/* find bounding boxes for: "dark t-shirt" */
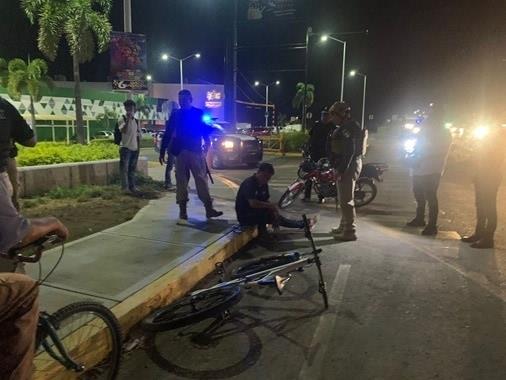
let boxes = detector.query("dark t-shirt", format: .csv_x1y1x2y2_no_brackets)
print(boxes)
0,97,33,172
309,121,335,162
329,119,363,173
235,175,270,220
161,107,212,155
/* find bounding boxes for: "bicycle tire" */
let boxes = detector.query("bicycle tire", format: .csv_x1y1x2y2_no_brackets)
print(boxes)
354,178,377,208
35,301,123,380
231,252,301,279
142,285,242,332
278,187,304,209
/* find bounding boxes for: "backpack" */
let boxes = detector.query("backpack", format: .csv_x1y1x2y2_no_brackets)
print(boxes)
113,117,124,145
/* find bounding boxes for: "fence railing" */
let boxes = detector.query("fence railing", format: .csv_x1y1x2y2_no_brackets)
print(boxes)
258,134,285,155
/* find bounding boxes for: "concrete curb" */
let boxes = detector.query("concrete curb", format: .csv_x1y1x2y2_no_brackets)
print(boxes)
33,225,257,379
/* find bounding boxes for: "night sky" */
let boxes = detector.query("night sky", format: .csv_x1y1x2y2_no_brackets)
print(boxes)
0,0,505,123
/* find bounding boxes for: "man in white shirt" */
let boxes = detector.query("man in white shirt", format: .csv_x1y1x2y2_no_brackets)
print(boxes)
118,100,142,194
406,107,452,235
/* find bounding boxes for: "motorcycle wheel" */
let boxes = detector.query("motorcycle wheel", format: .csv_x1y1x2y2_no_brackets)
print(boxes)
354,178,377,208
278,187,304,209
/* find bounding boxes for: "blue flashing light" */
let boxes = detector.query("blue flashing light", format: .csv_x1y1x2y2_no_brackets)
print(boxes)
202,114,212,124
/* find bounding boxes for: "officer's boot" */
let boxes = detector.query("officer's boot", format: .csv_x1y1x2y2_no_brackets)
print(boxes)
178,203,188,225
205,202,223,219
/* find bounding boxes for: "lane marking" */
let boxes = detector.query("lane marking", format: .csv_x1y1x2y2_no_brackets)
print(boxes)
298,264,351,380
215,174,239,190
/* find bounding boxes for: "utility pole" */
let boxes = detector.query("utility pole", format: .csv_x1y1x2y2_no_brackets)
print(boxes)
265,84,269,128
123,0,133,100
232,0,238,128
302,26,312,131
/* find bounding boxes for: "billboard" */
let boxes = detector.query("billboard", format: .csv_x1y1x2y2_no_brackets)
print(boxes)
246,0,297,20
110,32,148,91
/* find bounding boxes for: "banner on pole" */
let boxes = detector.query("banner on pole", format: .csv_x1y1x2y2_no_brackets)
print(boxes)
246,0,297,21
110,32,148,91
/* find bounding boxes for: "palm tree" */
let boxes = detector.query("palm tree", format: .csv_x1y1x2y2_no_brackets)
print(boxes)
292,82,315,122
6,58,53,134
22,0,113,144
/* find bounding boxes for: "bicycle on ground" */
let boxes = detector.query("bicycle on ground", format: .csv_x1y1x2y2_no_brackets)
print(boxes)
142,214,328,332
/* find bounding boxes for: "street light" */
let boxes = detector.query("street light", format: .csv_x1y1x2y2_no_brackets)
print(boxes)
160,52,201,90
146,74,153,81
255,80,280,128
319,33,347,102
349,69,367,130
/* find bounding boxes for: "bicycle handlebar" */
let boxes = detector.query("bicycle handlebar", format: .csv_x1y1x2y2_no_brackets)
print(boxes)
6,235,63,263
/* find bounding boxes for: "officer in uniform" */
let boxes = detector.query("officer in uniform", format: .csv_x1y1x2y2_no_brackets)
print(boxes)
462,125,506,249
328,102,365,241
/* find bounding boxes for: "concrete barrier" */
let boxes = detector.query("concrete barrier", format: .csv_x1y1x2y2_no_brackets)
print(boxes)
18,157,149,197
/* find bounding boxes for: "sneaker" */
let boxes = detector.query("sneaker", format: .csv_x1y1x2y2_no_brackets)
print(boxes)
470,239,494,249
331,226,343,235
336,231,357,241
421,225,438,236
206,209,224,219
406,218,426,227
178,206,189,225
461,234,481,243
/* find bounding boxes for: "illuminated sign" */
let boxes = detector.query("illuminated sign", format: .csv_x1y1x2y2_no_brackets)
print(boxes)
205,90,223,109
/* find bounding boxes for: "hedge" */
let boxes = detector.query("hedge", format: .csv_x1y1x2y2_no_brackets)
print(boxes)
282,131,308,153
17,141,119,166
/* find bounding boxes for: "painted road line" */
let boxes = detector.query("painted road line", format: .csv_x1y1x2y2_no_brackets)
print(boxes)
215,174,240,190
298,264,351,380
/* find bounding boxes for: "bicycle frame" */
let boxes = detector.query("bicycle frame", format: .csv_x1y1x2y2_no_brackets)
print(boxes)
191,215,329,309
38,313,85,372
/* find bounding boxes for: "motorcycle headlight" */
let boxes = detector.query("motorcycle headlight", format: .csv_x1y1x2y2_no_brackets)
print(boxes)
404,138,417,154
472,126,489,140
221,140,235,149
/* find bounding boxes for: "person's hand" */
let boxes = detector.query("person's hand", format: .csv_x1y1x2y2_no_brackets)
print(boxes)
159,155,166,165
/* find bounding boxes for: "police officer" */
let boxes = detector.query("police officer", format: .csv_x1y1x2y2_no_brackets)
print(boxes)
328,101,365,241
462,125,506,249
303,107,335,201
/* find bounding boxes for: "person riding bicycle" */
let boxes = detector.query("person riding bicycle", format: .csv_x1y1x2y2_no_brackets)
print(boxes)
235,163,316,242
0,96,69,380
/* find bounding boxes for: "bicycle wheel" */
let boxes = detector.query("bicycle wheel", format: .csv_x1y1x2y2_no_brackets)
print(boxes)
231,252,301,279
142,285,242,332
278,187,304,209
34,302,123,380
354,178,377,208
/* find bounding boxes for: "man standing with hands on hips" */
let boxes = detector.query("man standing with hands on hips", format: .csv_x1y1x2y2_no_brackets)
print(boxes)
328,102,366,241
160,90,222,224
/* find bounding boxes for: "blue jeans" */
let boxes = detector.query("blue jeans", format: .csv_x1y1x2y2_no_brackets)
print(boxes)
119,147,139,191
238,209,304,234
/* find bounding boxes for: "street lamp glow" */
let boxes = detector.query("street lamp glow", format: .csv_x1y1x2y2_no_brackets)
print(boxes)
146,74,152,81
320,34,329,42
161,53,169,61
254,81,260,86
195,53,201,59
349,70,357,77
275,80,281,85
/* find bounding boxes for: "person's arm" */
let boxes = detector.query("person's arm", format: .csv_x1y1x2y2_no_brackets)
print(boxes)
248,199,277,210
159,113,175,164
118,116,127,132
337,128,356,174
8,100,36,147
20,217,69,246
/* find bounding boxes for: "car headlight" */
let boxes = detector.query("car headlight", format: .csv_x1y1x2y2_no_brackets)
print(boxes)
412,127,421,134
472,126,490,140
404,123,414,130
404,138,417,154
222,140,235,149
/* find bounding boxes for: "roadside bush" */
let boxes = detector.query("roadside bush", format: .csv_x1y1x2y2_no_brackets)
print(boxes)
282,131,308,153
17,142,118,166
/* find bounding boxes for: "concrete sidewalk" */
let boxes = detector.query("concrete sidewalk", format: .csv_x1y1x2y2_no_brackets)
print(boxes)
28,187,253,314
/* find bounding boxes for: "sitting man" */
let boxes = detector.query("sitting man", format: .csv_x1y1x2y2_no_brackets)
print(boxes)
235,163,316,239
0,95,69,379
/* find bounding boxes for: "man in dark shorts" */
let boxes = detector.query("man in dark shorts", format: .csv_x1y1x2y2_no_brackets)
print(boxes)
235,163,316,239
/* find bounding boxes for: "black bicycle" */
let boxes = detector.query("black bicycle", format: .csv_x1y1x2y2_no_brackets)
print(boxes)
142,215,328,332
6,236,123,379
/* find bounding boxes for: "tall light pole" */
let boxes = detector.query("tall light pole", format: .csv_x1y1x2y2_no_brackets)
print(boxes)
123,0,132,32
320,34,347,102
255,80,280,128
302,26,312,131
161,52,201,90
350,70,367,129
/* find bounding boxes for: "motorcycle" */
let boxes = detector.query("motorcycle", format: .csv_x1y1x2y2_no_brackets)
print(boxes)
278,156,388,209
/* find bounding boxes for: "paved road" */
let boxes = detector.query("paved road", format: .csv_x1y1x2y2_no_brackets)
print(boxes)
123,131,506,380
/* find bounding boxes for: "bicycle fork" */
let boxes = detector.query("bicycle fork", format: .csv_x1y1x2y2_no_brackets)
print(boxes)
38,313,85,372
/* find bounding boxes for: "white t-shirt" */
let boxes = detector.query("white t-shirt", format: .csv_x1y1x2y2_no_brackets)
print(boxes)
119,117,141,151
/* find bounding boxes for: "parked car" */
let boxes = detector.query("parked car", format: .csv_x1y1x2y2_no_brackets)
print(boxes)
94,130,114,140
207,125,263,169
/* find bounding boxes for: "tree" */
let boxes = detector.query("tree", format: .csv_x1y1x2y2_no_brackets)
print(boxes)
134,94,152,124
6,58,53,133
0,58,8,88
292,82,315,122
22,0,113,144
